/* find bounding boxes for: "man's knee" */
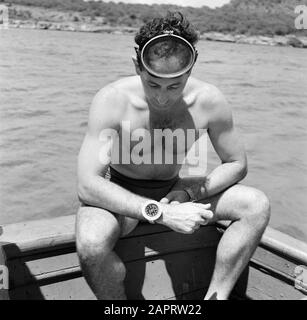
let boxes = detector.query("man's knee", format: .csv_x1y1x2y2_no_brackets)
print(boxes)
76,205,121,262
106,252,127,283
239,187,271,230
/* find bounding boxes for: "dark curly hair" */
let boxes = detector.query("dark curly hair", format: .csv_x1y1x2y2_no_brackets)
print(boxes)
135,12,199,50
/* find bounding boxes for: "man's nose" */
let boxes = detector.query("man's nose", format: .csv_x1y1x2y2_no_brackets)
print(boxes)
156,92,168,105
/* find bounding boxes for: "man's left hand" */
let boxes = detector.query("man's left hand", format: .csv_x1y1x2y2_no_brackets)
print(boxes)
160,190,190,205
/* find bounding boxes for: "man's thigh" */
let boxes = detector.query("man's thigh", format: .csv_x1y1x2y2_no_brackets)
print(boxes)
115,213,139,238
77,203,139,242
197,184,265,224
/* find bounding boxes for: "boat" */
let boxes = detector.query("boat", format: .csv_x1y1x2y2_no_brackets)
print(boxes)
0,215,307,300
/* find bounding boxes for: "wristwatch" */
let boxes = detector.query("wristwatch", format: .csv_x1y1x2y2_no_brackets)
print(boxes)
141,201,163,224
184,187,197,202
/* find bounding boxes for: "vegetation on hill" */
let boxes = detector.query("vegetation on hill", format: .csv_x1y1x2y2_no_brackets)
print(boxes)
1,0,306,36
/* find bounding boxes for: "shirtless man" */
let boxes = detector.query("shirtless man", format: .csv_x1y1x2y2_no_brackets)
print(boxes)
76,12,270,300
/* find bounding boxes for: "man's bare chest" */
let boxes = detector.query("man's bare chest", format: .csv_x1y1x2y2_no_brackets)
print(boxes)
115,113,205,165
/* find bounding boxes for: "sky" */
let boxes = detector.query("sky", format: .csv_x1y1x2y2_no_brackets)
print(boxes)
96,0,231,8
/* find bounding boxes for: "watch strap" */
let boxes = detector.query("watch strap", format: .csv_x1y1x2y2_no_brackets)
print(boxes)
184,187,197,202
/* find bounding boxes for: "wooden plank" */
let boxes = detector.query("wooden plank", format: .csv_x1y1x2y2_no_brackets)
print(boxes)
252,245,299,282
23,252,80,280
249,253,303,299
40,277,96,300
9,277,96,300
0,216,76,256
246,267,304,300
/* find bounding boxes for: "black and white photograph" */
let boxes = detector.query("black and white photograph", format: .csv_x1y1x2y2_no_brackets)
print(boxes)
0,0,306,305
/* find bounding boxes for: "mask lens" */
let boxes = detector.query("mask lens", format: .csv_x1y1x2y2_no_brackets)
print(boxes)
141,35,195,78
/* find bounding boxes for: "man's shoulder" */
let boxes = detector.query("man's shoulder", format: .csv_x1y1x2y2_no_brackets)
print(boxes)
188,78,225,106
88,76,143,131
94,76,140,102
188,78,231,124
92,77,141,110
109,75,142,90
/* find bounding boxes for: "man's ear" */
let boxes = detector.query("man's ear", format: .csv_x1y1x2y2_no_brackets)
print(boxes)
132,56,141,75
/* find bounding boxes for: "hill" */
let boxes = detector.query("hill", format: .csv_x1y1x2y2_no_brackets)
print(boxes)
1,0,306,39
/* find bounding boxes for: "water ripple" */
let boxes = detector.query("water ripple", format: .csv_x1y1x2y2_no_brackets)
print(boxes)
0,159,33,168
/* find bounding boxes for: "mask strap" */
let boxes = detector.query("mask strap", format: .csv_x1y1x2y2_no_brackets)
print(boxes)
163,30,174,35
195,50,199,64
134,47,142,67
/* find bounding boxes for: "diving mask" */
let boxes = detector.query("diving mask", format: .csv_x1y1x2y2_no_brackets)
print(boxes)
136,32,198,79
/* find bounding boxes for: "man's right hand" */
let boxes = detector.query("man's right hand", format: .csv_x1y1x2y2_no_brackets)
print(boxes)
158,202,214,234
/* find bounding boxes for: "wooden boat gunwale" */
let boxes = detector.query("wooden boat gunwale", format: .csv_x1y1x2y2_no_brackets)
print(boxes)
1,215,307,300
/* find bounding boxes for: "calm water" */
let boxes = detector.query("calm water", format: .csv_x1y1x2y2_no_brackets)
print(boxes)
0,29,306,241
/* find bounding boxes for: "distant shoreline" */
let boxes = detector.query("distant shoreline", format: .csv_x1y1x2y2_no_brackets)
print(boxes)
0,0,307,48
6,20,307,49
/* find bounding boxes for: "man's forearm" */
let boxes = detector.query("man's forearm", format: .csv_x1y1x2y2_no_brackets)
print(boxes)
78,176,150,221
175,161,247,200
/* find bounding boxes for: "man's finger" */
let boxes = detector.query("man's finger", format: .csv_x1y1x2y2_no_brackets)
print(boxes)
199,219,209,226
160,191,177,204
200,210,214,220
192,203,211,209
160,197,170,204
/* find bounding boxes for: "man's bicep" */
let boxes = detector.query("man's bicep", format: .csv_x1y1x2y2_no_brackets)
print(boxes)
208,104,246,165
78,87,122,182
78,133,110,183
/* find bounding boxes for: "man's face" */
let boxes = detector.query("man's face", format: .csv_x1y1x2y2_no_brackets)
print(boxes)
135,36,194,111
140,69,190,111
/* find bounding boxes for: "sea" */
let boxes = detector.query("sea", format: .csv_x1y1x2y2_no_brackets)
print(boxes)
0,29,306,242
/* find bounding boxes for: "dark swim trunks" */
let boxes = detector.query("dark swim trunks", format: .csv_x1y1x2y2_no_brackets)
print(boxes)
108,166,179,202
106,166,180,236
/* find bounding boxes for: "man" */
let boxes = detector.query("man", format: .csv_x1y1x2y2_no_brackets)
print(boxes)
76,12,270,300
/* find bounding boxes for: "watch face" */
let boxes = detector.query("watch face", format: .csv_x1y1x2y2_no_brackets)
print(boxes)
145,203,159,218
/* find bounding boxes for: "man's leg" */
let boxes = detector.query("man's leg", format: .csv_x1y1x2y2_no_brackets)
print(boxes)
201,184,270,300
76,204,139,300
